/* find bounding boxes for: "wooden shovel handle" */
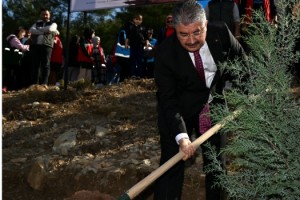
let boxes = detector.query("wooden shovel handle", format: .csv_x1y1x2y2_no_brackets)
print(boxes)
118,109,242,200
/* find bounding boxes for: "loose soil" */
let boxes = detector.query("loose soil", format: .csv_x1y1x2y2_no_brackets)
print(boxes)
3,79,300,200
2,79,206,200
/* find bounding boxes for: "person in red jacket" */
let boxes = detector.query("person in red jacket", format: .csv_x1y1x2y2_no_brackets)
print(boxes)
77,27,95,81
236,0,277,52
49,33,63,85
92,36,106,87
238,0,278,32
157,14,175,45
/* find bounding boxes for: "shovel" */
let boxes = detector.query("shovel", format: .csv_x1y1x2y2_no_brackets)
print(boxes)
117,109,242,200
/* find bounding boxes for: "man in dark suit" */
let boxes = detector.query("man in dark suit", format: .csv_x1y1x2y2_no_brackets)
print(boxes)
153,1,245,200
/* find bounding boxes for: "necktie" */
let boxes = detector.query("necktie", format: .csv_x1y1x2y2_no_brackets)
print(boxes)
194,51,211,134
193,51,205,82
199,103,211,134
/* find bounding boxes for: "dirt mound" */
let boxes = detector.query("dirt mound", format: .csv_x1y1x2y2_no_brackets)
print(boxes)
2,79,204,200
65,190,115,200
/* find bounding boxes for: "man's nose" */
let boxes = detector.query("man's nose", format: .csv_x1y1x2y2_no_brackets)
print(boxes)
186,35,196,43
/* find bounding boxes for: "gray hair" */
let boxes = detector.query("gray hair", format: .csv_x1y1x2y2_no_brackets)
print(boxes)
92,36,100,46
172,0,206,26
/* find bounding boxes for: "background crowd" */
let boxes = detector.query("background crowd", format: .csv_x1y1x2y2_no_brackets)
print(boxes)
2,0,299,92
2,9,162,92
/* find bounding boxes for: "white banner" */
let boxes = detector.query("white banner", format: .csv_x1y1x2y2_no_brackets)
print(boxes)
70,0,181,12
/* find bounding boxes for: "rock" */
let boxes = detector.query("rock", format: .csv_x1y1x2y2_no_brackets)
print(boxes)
95,126,108,138
64,190,116,200
34,133,41,139
40,102,50,108
143,159,151,166
108,112,117,119
81,167,98,174
26,84,48,92
32,102,40,108
10,157,27,163
27,159,47,190
130,159,140,165
53,129,78,155
17,120,32,127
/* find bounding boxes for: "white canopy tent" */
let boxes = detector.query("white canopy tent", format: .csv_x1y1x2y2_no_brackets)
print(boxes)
70,0,209,12
70,0,182,12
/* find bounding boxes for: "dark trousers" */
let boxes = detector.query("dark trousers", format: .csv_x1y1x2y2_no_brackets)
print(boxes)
118,57,130,82
30,45,52,85
142,60,155,79
20,52,32,89
129,46,144,78
92,65,107,85
154,113,225,200
49,62,63,85
107,63,121,85
2,64,19,91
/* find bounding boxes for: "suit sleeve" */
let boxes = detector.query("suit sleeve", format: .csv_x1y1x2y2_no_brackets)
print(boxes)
154,45,188,139
207,22,247,101
216,22,245,59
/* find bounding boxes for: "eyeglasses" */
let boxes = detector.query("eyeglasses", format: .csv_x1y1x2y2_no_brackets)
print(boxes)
177,27,206,40
166,20,172,24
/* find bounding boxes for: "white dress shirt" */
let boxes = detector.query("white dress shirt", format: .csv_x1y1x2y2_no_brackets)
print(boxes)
175,42,216,144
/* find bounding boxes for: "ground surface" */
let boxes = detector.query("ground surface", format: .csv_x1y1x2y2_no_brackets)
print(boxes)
2,79,206,200
3,79,300,200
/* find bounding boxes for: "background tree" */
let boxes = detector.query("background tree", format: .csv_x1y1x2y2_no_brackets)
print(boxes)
2,0,174,55
2,0,68,37
206,0,300,199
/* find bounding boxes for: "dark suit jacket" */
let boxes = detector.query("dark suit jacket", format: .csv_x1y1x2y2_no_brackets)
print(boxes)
154,22,245,139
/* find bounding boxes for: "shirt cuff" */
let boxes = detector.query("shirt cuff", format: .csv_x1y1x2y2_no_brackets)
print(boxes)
175,133,189,145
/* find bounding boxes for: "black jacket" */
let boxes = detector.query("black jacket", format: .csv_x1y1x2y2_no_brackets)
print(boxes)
154,22,245,138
